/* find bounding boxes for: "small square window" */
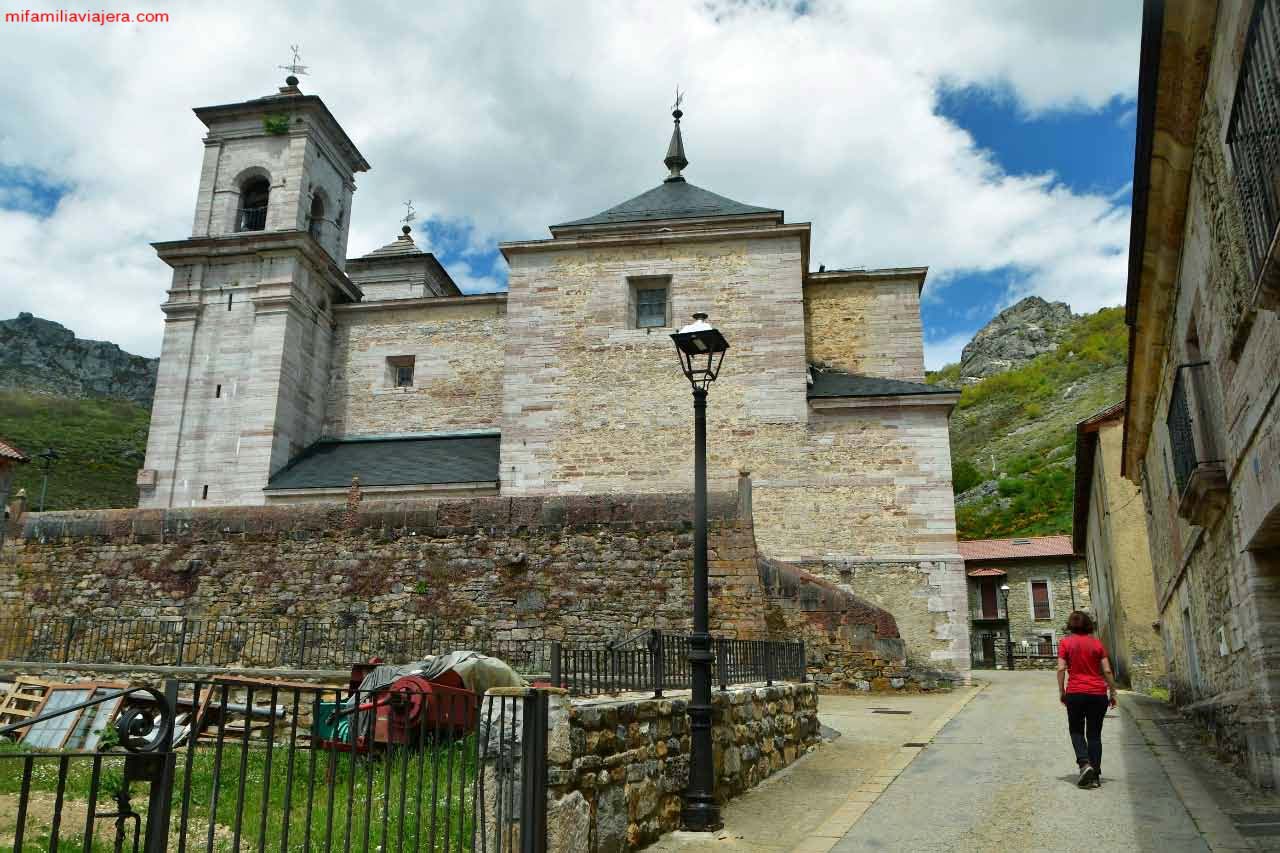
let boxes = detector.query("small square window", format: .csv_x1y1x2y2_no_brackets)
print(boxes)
636,288,667,328
628,276,671,329
387,356,415,388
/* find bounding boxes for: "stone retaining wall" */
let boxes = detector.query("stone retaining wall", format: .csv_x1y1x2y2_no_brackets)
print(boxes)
545,683,820,851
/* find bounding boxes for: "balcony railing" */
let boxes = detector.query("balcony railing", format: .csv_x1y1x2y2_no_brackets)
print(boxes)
970,606,1007,621
1227,0,1280,279
1167,362,1229,522
236,206,267,232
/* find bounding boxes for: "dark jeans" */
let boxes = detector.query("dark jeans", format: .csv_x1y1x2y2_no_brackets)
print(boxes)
1065,693,1109,773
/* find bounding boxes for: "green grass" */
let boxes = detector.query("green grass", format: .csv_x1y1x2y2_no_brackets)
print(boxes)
0,389,149,511
930,306,1128,540
0,738,477,852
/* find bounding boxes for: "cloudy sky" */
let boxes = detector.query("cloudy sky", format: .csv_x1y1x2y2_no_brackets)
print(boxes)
0,0,1139,369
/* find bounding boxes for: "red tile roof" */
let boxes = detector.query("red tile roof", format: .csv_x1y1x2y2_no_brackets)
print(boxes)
966,566,1008,577
0,438,29,463
959,535,1077,562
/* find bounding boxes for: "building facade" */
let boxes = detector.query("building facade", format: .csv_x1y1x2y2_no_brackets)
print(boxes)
1074,403,1166,691
135,79,968,674
960,536,1090,669
1124,0,1280,787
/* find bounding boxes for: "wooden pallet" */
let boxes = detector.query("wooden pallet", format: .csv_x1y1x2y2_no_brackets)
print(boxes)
0,678,49,728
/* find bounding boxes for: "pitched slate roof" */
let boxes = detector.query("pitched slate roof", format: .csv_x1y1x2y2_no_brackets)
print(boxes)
958,535,1077,562
552,180,780,230
807,370,959,399
0,438,29,463
265,434,499,491
358,229,427,259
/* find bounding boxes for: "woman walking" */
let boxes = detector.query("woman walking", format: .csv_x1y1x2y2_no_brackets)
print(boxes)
1057,610,1119,788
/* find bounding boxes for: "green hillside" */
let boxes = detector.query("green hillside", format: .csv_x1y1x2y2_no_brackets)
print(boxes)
929,306,1128,540
0,390,149,511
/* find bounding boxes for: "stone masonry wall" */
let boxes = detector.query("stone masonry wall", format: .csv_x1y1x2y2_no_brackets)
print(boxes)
324,296,506,438
545,683,820,851
501,237,965,672
3,494,763,647
803,273,926,382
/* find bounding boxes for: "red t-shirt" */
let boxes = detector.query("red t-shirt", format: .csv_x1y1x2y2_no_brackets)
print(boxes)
1058,633,1109,695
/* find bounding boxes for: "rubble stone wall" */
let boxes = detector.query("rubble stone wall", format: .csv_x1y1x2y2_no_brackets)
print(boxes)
545,683,820,852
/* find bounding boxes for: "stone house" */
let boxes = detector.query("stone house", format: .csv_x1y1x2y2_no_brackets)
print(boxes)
960,536,1089,669
0,438,28,545
1074,403,1166,691
1123,0,1280,787
133,77,967,674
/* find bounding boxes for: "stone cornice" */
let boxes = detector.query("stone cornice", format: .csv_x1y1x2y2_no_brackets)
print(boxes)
804,266,929,294
334,293,507,315
500,222,812,273
807,392,959,411
152,230,362,305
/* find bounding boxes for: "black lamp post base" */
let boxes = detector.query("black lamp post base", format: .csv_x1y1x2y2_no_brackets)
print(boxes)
681,797,722,832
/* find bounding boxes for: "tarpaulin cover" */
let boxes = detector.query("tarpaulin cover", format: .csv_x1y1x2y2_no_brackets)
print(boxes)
346,651,526,741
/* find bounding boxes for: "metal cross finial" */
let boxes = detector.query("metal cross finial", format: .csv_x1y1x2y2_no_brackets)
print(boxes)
279,44,309,77
672,86,684,114
401,200,416,226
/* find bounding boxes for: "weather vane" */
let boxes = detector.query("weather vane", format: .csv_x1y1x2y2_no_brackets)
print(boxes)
672,86,684,113
401,200,416,227
279,44,309,78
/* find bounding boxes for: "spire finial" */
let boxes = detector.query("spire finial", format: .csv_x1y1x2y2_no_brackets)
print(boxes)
400,200,416,237
664,87,688,183
278,44,308,88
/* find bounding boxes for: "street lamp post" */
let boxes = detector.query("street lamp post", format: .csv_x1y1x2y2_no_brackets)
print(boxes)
1000,583,1014,671
670,312,729,833
36,448,59,513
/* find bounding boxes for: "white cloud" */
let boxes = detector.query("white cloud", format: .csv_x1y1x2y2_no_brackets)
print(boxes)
0,0,1139,357
924,329,979,372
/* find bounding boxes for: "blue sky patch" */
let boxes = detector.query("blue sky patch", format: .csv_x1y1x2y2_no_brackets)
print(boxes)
0,165,69,217
417,215,507,293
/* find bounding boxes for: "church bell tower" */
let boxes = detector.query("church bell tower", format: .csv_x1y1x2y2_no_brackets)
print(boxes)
137,74,370,507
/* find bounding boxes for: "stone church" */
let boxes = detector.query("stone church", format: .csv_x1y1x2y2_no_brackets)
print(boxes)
135,78,967,671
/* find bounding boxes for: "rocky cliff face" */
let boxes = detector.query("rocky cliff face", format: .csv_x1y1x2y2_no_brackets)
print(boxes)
0,313,158,407
958,296,1075,380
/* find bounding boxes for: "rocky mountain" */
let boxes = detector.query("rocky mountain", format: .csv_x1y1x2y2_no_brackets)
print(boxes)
930,302,1128,540
0,313,158,408
958,296,1075,381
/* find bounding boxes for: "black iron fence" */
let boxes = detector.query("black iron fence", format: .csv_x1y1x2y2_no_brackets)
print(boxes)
0,677,551,852
235,205,267,232
1227,0,1280,278
550,630,805,697
0,616,549,674
0,618,805,698
970,635,1059,669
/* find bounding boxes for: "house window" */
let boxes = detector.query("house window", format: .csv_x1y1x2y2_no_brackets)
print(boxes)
237,177,270,232
387,355,415,388
1030,580,1051,621
201,485,208,500
215,384,221,399
628,276,671,329
1226,0,1280,277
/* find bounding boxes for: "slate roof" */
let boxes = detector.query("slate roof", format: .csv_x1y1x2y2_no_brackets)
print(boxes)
358,231,426,260
958,536,1077,562
807,370,959,399
0,438,29,463
553,180,780,230
265,434,499,491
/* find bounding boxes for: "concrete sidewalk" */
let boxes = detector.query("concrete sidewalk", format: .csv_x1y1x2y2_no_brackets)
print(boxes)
650,685,982,852
653,671,1276,852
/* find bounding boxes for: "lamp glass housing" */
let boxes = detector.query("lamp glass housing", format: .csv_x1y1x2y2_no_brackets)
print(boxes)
670,314,729,390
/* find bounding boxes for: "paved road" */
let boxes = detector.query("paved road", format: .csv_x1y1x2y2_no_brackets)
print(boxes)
833,670,1230,853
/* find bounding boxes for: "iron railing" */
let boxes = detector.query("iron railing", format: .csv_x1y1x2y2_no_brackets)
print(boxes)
0,618,806,698
236,206,267,231
0,677,552,852
970,636,1058,668
0,616,549,673
549,630,805,697
1227,0,1280,277
969,605,1008,621
1166,362,1222,498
